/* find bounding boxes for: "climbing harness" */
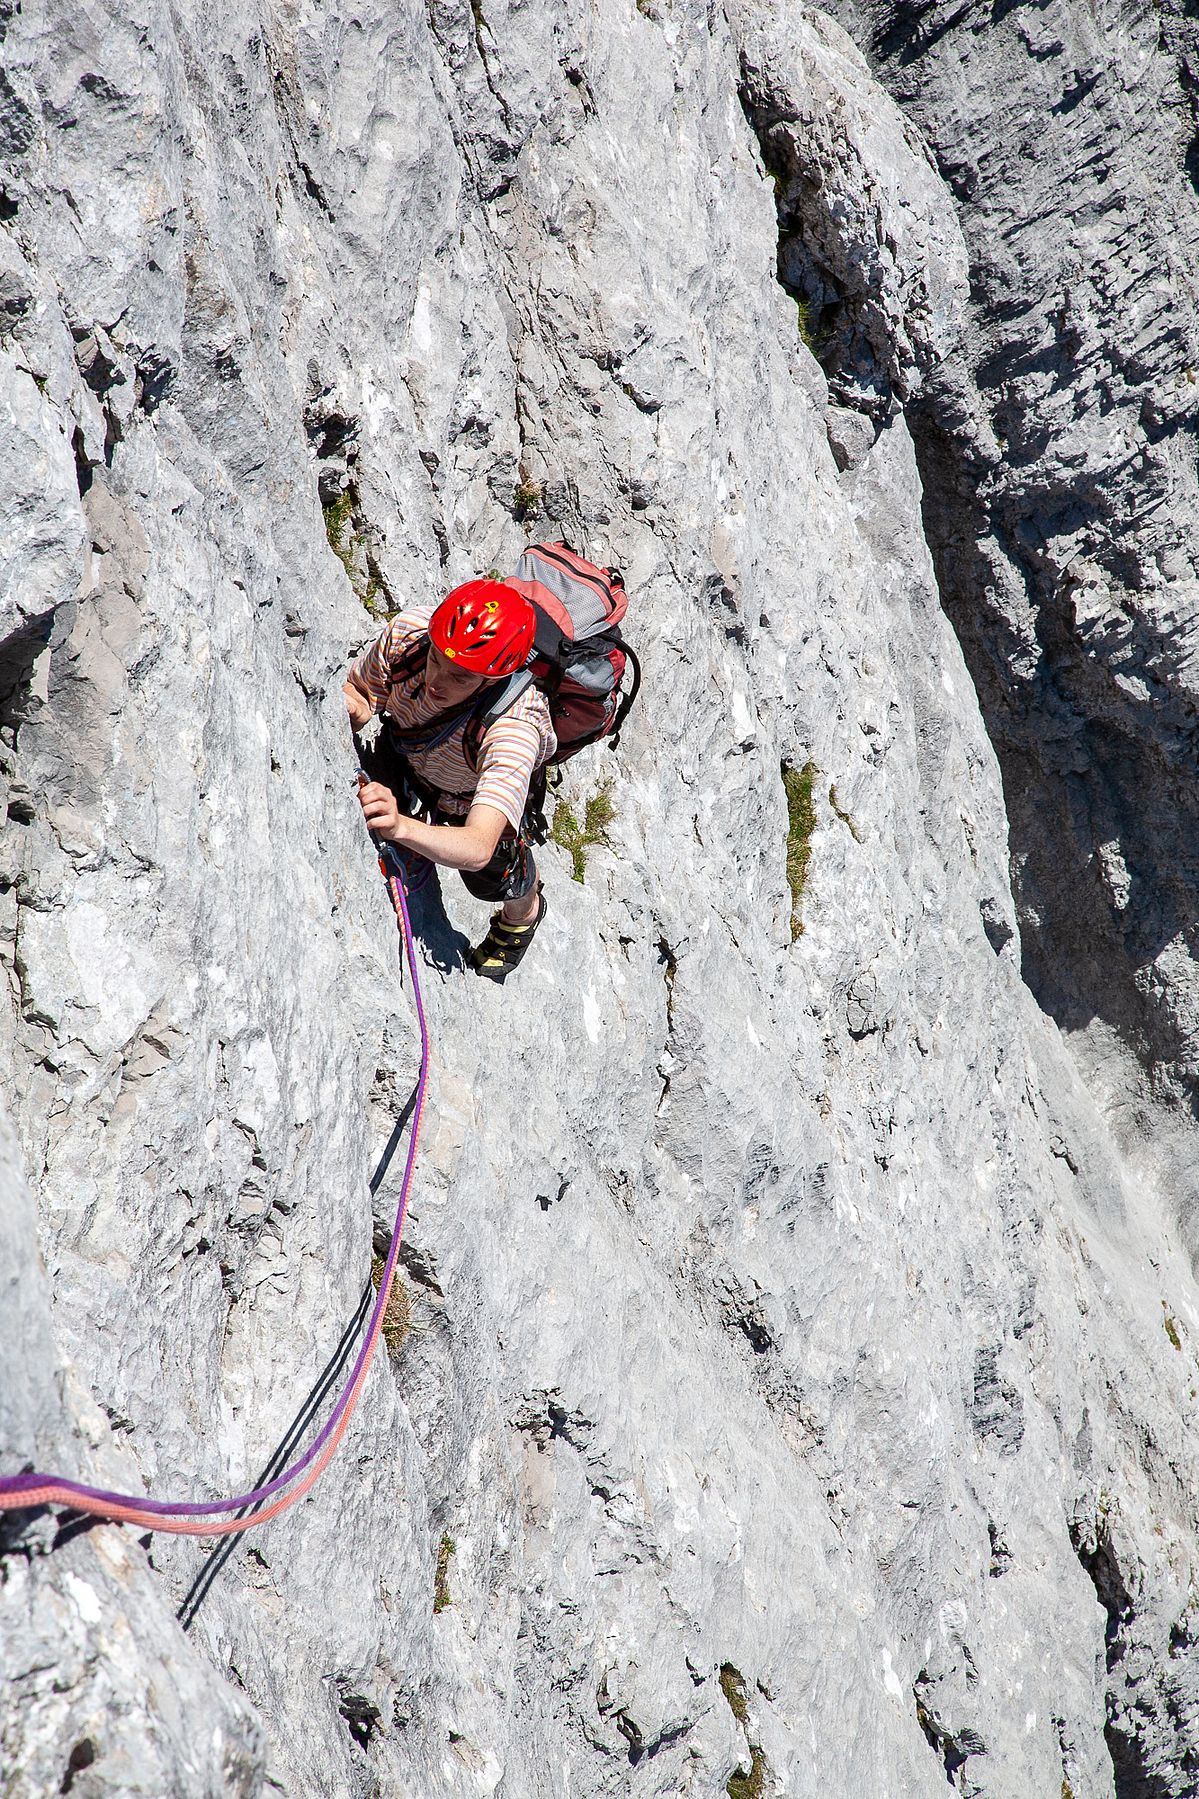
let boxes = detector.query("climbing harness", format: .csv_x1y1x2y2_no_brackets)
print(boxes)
0,816,427,1539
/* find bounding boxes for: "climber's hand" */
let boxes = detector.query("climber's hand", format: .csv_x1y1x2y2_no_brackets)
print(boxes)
343,681,373,731
357,780,407,843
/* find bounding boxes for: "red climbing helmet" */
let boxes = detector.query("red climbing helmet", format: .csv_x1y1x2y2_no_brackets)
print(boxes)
429,580,535,678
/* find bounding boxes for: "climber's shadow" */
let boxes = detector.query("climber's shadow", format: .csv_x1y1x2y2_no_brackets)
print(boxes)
405,872,470,976
176,1088,418,1631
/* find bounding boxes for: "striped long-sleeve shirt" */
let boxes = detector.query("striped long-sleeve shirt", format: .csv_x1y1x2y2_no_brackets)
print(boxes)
347,606,556,832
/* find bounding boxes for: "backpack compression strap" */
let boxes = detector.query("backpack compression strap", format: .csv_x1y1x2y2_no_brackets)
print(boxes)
608,643,642,749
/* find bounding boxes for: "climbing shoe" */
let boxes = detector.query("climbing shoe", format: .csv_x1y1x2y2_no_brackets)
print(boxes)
470,890,547,982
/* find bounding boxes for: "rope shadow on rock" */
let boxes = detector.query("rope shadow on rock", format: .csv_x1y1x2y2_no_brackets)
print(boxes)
174,1087,419,1630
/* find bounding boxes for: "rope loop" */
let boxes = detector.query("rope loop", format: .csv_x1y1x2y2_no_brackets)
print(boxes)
0,868,427,1537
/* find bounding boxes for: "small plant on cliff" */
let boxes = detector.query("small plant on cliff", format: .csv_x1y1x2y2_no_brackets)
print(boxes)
323,488,355,570
324,487,393,619
433,1534,456,1613
793,294,834,359
782,759,817,939
719,1666,768,1799
1162,1299,1183,1352
550,781,615,882
727,1752,768,1799
828,781,863,843
513,477,543,520
719,1664,750,1728
370,1255,412,1358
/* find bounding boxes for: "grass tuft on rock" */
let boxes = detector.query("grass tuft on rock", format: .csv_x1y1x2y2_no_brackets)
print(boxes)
727,1753,768,1799
513,477,543,520
795,296,820,351
719,1665,749,1728
324,487,393,619
719,1666,769,1799
323,488,354,565
782,759,817,939
433,1534,455,1613
550,781,615,882
370,1255,412,1358
828,780,863,842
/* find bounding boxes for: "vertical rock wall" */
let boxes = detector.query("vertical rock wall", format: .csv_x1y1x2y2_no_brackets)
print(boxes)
3,2,1199,1795
826,0,1199,1216
818,0,1199,1784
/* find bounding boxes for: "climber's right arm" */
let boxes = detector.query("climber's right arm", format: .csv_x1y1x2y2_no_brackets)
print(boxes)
342,678,374,731
343,621,400,729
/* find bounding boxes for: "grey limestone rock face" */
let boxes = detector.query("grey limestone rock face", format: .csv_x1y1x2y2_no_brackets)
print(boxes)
2,1,1199,1797
731,0,969,411
826,0,1199,1220
820,1,1199,1783
0,1102,263,1797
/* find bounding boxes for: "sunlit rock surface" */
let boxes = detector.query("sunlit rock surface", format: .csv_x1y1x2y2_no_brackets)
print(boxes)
2,2,1199,1795
829,0,1199,1224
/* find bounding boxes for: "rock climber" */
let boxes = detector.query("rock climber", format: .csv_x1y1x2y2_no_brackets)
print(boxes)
343,579,553,980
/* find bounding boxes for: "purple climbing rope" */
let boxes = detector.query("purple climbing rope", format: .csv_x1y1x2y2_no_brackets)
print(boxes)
0,863,427,1536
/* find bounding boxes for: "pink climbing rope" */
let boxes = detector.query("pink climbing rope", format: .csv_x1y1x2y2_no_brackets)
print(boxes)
0,868,426,1538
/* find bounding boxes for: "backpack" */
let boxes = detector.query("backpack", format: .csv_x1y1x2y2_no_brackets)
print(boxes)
467,541,641,764
386,541,641,836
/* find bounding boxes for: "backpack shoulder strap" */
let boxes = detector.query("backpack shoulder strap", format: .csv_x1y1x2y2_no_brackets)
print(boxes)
390,636,426,683
384,632,490,756
463,670,536,769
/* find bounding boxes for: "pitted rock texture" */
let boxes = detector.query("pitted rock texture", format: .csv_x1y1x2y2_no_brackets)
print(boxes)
3,2,1199,1797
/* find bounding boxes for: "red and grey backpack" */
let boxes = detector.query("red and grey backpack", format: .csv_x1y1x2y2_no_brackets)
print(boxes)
471,540,640,760
386,541,641,835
